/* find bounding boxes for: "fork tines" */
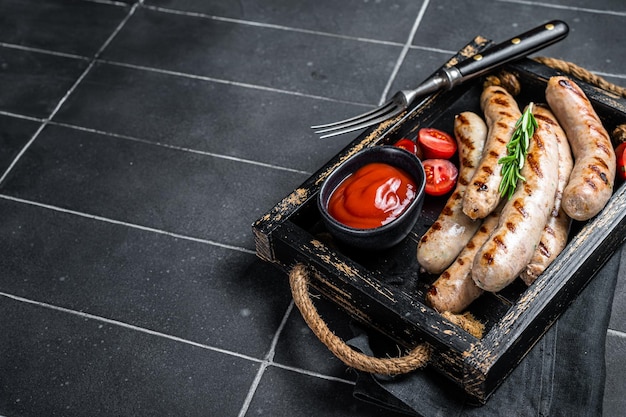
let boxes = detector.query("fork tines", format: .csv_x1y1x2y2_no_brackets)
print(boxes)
311,99,401,139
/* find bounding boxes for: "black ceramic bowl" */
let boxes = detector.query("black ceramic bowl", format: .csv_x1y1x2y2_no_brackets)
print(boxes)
318,145,426,251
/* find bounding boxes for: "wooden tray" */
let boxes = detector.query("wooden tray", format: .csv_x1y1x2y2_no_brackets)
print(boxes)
252,38,626,403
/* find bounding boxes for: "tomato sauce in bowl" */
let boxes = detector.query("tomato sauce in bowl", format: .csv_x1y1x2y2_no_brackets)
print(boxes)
327,162,417,229
318,146,426,250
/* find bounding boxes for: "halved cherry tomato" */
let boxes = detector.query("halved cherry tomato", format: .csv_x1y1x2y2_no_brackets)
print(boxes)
418,128,457,159
422,159,458,196
616,143,626,180
394,138,419,155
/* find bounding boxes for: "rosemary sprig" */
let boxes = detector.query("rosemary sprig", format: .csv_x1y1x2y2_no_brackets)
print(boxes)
498,102,538,199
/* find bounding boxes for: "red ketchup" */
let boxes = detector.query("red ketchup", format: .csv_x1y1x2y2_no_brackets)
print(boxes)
328,162,417,229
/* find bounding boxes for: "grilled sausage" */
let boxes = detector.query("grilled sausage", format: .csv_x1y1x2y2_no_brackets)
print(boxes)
520,105,573,285
472,105,560,293
545,76,616,221
426,206,501,313
462,86,522,220
417,112,487,274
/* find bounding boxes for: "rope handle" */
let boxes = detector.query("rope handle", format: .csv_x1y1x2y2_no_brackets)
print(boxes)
534,56,626,98
288,58,626,376
289,264,430,375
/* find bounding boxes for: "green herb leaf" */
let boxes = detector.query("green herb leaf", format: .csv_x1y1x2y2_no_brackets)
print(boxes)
498,103,538,199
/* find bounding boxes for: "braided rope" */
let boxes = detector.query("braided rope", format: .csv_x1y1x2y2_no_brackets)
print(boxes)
289,264,431,374
534,56,626,98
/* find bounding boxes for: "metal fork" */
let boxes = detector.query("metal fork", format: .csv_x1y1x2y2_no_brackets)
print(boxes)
312,20,569,139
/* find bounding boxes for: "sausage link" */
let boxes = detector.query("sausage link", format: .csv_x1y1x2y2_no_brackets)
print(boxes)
426,207,501,313
462,86,522,220
417,112,487,274
545,76,616,221
472,105,560,293
520,105,573,285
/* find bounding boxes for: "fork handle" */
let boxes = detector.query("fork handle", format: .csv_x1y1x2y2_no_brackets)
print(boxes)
444,20,569,87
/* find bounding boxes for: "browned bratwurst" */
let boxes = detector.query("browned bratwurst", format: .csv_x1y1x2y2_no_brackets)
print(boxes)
426,206,501,313
417,112,487,274
545,76,616,221
463,86,522,220
520,105,573,285
472,105,560,293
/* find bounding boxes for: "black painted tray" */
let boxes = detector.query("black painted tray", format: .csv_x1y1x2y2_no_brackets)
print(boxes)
252,38,626,403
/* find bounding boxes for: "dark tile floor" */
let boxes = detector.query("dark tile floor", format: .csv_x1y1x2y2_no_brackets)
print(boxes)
1,0,624,416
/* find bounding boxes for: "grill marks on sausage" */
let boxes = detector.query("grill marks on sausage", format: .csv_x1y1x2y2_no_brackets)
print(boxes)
538,241,550,258
557,78,587,102
584,177,598,190
513,199,528,217
493,235,507,250
505,221,516,232
584,120,613,156
546,76,615,221
463,86,522,220
591,154,610,171
473,181,488,191
593,133,613,156
590,162,609,185
430,221,442,231
591,155,610,171
472,107,560,292
495,121,510,130
534,113,556,127
460,157,474,173
482,251,495,265
580,158,611,189
456,114,476,151
526,151,543,179
417,111,488,274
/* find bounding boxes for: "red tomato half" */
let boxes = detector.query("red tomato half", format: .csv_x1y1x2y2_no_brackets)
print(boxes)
616,143,626,180
418,128,457,159
422,159,458,196
394,138,419,155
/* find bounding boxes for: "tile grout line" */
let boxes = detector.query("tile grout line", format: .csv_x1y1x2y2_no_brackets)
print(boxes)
0,290,263,364
0,283,620,390
0,194,257,255
497,0,626,16
237,301,294,417
48,120,313,175
0,2,140,186
82,0,131,7
2,39,624,111
0,289,354,386
0,110,313,176
0,41,89,61
142,4,406,47
0,42,446,108
237,301,356,417
608,328,626,339
270,362,354,385
378,0,431,105
98,58,374,107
